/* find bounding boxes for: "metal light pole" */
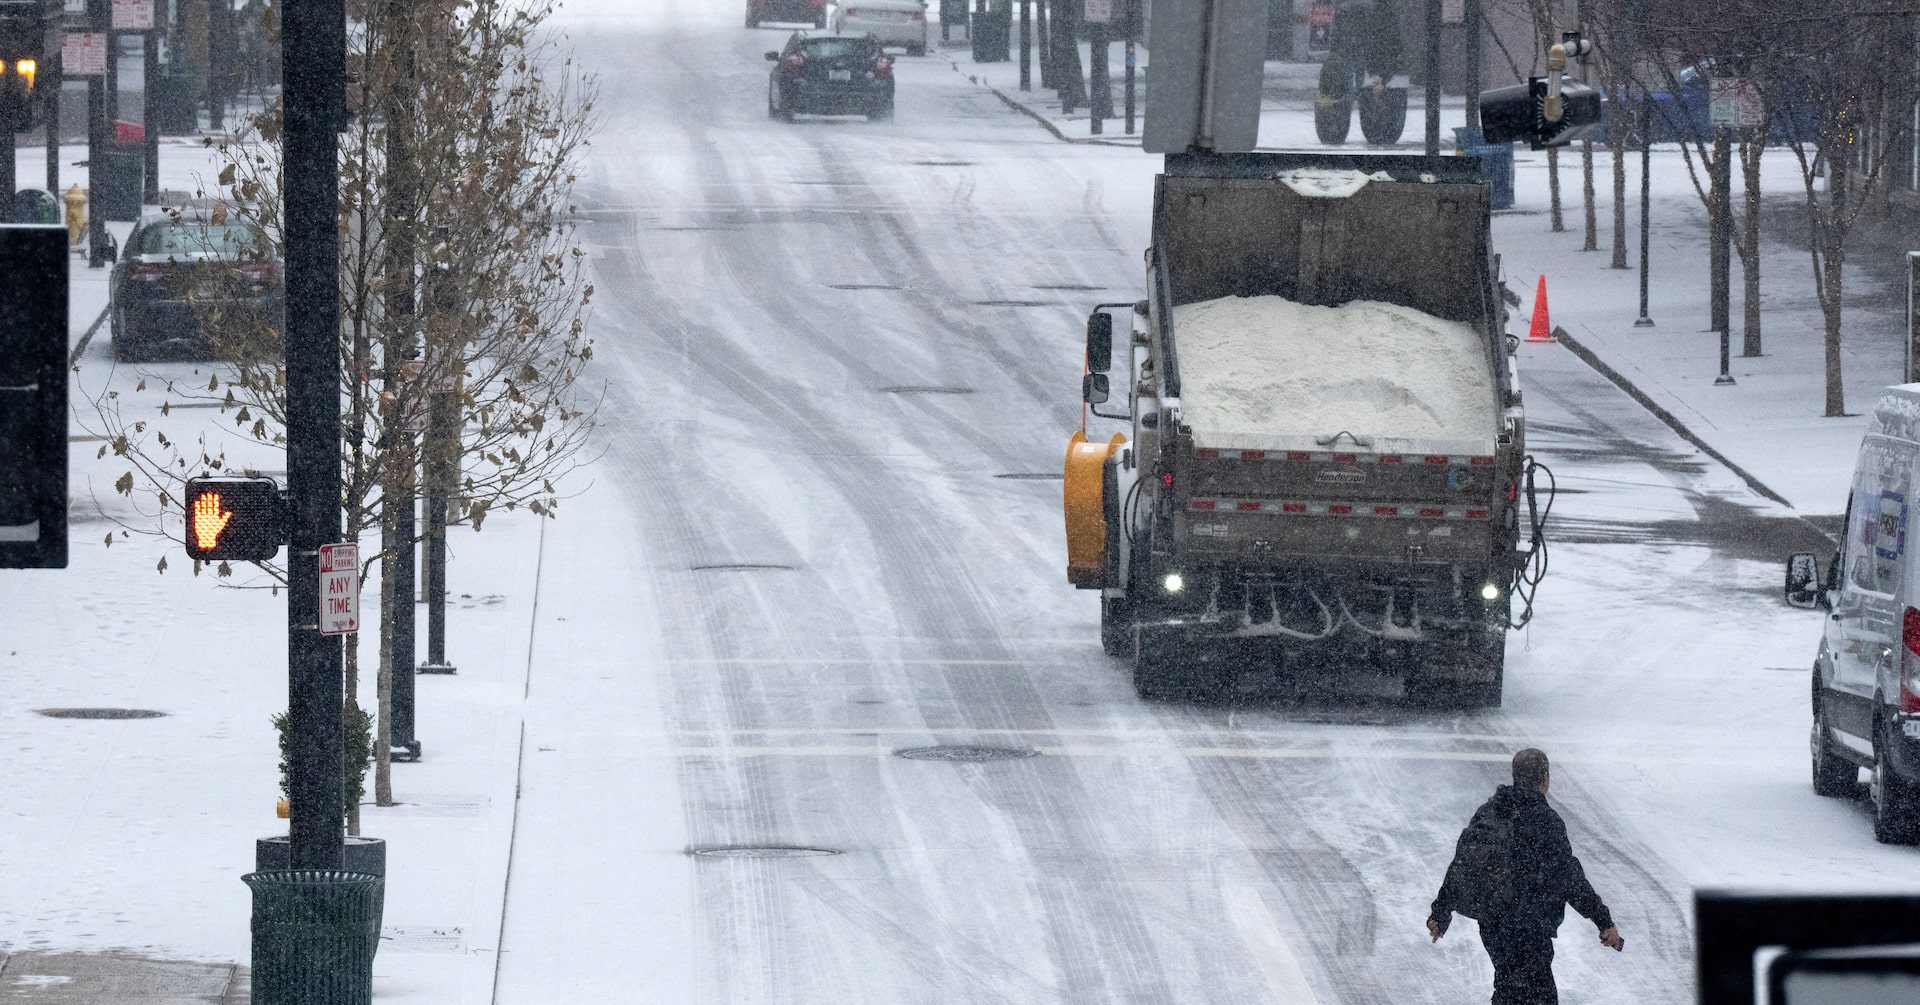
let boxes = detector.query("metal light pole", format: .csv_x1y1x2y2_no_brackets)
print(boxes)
282,0,349,872
1463,0,1479,134
85,0,107,266
1711,120,1734,385
1019,0,1030,90
1635,96,1654,327
44,50,58,196
1423,0,1441,156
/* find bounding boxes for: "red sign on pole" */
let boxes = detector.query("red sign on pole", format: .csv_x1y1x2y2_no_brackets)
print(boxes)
111,0,154,31
318,543,360,636
62,33,107,76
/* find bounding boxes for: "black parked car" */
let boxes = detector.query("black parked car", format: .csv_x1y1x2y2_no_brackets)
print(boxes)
766,32,894,121
109,207,284,362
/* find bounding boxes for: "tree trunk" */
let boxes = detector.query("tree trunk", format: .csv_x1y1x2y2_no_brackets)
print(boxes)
1740,131,1764,356
1824,256,1846,416
1548,146,1564,231
1610,131,1628,269
1581,137,1598,251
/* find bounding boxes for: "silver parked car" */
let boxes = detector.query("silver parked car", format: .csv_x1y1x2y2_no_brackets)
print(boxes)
831,0,927,55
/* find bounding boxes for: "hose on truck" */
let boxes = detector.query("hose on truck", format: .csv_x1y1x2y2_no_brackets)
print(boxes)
1507,456,1556,629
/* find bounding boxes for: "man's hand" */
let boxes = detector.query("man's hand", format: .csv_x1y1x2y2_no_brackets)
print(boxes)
1427,918,1444,944
1599,926,1624,952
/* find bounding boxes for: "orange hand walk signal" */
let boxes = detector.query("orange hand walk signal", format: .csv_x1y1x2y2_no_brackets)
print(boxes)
182,477,285,562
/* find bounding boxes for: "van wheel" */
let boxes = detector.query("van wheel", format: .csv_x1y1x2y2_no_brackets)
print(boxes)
1811,684,1857,797
1872,722,1920,844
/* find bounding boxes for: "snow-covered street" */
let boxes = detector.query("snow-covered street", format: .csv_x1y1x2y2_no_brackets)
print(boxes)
4,0,1919,1000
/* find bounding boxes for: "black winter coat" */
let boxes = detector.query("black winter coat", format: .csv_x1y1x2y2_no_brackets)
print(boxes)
1429,784,1615,937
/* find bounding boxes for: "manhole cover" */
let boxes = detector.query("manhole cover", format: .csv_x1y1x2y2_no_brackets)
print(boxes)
896,745,1039,762
35,708,166,719
689,563,796,572
912,160,975,166
973,299,1050,307
829,283,904,290
690,845,841,859
994,473,1063,480
1031,284,1105,291
881,386,974,395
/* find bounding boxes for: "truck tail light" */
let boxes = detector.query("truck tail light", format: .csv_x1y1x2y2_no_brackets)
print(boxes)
1903,606,1920,712
131,264,166,282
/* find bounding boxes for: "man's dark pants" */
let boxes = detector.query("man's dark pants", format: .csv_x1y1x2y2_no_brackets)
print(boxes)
1480,920,1557,1005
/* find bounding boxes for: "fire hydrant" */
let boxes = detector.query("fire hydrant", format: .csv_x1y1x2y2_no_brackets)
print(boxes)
63,184,86,247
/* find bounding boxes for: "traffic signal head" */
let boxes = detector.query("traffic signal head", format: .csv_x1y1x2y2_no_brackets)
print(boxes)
183,476,286,562
1480,77,1603,150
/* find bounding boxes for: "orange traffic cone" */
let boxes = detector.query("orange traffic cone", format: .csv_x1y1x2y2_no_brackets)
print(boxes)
1527,276,1553,342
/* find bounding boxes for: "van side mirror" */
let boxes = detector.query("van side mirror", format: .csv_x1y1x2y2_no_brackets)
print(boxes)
1786,552,1821,609
1082,372,1110,405
1085,312,1113,374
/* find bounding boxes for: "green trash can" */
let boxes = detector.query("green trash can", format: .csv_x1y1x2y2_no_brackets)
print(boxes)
242,869,381,1005
91,145,145,222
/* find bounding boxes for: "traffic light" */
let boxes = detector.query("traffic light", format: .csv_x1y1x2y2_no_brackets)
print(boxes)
183,476,286,562
0,226,67,570
1480,77,1603,150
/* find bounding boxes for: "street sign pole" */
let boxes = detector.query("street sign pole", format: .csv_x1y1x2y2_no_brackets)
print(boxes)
282,0,348,873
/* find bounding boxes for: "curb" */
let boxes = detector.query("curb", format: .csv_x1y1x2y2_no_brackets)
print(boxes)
944,56,1141,147
1551,325,1795,509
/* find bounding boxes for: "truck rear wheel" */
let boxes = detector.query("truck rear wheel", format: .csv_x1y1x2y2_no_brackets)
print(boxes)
1872,721,1920,844
1100,596,1131,657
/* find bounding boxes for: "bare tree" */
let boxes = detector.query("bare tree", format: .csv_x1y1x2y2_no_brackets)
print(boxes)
83,0,600,828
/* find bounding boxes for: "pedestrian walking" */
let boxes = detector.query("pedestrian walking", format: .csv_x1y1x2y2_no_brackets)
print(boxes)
1427,748,1624,1004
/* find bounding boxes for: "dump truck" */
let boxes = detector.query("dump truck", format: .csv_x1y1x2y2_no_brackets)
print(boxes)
1064,151,1549,705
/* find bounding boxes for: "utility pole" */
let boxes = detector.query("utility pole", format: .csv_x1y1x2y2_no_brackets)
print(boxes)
206,0,225,130
1463,0,1479,134
1087,12,1108,133
282,0,349,872
1423,0,1440,156
420,241,458,678
1635,96,1653,327
381,22,421,764
1018,0,1030,90
44,48,57,196
1711,118,1733,384
85,0,106,265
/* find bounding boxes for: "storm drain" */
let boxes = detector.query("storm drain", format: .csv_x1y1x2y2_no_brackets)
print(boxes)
881,386,973,395
994,472,1063,480
689,563,796,572
973,299,1050,307
35,708,166,719
895,745,1039,762
829,283,905,291
690,845,841,859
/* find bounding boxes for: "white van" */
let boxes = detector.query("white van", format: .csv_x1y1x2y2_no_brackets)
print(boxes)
1789,384,1920,843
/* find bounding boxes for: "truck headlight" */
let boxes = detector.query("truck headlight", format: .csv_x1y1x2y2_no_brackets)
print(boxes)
1164,573,1184,593
1481,583,1501,601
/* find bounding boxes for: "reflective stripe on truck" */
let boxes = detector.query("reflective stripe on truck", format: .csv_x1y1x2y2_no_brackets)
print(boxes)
1188,498,1493,520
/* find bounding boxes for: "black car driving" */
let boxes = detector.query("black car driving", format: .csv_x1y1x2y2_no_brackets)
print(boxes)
109,207,283,362
766,32,894,121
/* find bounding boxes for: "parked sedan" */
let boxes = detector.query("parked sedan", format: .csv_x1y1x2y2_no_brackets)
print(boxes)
109,208,283,362
747,0,825,29
766,32,895,121
832,0,928,56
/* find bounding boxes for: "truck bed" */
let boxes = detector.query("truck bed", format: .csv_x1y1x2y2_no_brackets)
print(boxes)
1173,293,1499,457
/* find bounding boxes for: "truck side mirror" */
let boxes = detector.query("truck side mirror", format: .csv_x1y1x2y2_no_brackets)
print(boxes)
1786,552,1820,609
765,51,781,60
1086,312,1113,374
1082,372,1110,405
